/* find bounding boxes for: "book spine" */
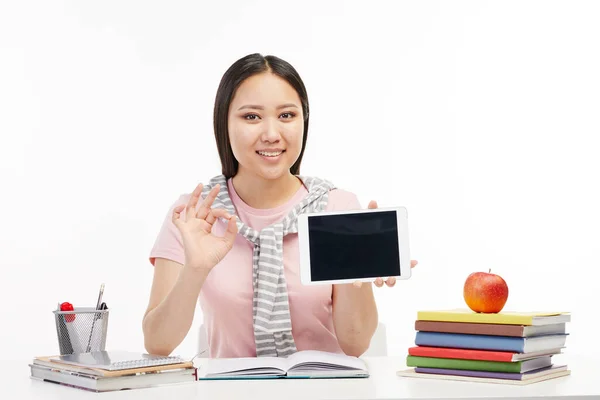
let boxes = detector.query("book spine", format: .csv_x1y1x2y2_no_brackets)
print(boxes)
414,367,525,380
415,332,525,352
408,346,516,362
415,321,525,337
416,311,532,325
406,356,523,373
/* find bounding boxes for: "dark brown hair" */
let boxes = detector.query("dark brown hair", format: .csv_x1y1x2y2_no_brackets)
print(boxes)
213,53,310,178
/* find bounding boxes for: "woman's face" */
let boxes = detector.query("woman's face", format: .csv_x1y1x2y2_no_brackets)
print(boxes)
227,72,304,181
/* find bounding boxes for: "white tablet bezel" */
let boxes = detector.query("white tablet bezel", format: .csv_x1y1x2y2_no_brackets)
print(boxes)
297,206,411,285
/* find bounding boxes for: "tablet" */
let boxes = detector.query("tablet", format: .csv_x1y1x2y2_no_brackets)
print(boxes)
297,207,411,285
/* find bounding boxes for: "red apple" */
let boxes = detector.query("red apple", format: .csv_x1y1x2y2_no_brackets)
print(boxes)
60,301,76,322
463,269,509,313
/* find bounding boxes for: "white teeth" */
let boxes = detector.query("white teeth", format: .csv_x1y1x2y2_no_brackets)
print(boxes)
258,151,282,157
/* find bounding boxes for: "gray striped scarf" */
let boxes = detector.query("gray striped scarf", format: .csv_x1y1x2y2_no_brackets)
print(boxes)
201,174,335,357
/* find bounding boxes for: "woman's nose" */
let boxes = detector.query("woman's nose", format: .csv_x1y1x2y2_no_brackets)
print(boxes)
261,118,282,142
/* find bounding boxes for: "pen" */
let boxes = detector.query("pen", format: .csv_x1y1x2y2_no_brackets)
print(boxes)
95,283,105,310
86,283,105,352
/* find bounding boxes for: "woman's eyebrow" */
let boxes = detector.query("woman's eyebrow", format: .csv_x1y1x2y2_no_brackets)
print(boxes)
237,103,299,111
277,103,299,110
238,104,263,111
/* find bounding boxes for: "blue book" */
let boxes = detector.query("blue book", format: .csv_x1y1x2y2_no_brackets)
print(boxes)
415,331,568,353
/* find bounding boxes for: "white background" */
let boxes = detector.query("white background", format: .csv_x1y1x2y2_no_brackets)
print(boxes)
1,0,599,361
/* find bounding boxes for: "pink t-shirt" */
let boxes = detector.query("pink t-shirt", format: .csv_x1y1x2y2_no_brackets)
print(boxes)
149,177,362,358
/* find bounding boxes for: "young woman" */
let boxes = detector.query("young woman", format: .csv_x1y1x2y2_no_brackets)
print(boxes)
143,53,417,359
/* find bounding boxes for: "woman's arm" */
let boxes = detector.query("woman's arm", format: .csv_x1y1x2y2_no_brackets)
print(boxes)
142,183,238,356
331,283,378,357
142,258,209,355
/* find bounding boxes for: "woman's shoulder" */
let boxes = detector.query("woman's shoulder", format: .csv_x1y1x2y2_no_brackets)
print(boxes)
301,175,361,211
327,187,362,211
166,193,192,211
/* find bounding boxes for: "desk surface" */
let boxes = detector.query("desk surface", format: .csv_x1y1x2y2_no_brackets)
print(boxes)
9,353,599,399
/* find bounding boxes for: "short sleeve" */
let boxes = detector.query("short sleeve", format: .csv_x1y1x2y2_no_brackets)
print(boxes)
325,188,362,212
148,195,188,267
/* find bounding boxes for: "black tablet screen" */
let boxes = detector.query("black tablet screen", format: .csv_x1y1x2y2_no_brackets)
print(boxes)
307,210,402,281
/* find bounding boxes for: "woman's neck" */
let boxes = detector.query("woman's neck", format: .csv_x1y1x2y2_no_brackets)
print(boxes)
231,170,302,209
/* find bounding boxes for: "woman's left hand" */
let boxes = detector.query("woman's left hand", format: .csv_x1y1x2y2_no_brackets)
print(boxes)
353,200,418,288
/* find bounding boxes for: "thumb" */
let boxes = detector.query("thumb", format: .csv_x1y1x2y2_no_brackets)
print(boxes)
368,200,378,209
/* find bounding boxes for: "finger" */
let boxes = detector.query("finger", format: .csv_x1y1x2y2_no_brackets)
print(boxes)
172,204,185,227
411,260,418,268
353,281,363,288
197,219,213,233
205,211,216,225
221,215,238,246
368,200,378,209
207,208,231,225
197,184,220,220
185,184,203,221
374,277,384,287
385,277,396,287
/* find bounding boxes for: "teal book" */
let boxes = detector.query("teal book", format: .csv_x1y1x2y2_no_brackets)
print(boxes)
198,350,369,380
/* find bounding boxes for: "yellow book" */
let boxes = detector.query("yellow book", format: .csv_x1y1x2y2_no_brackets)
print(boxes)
417,309,571,326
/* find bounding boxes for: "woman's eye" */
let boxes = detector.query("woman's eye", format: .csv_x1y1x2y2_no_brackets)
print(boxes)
280,112,296,119
244,114,259,120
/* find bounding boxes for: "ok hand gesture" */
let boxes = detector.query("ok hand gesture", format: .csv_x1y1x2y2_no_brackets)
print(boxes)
172,183,238,272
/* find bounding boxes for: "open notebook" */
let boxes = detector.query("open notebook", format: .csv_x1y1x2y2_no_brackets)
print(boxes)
200,350,369,379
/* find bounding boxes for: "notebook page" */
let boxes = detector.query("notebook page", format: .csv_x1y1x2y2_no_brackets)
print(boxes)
286,350,367,371
205,356,288,376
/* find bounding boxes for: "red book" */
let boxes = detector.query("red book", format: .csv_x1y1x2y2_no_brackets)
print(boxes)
407,346,562,362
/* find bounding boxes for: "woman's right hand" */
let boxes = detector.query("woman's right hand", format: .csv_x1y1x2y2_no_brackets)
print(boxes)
172,183,238,272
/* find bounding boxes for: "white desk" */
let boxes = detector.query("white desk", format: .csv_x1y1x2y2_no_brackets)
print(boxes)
8,354,599,399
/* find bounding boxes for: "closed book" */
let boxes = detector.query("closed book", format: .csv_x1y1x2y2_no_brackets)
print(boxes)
397,367,571,385
33,355,194,378
413,364,568,381
406,355,552,373
415,331,568,353
29,364,197,392
408,346,563,362
416,309,570,326
414,320,566,337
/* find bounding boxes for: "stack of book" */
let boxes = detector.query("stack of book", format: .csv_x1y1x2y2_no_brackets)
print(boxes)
29,351,197,392
397,309,571,385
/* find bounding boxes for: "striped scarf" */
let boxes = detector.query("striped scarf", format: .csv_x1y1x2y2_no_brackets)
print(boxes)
201,174,335,357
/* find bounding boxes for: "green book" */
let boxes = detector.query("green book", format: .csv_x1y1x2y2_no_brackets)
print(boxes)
406,355,553,373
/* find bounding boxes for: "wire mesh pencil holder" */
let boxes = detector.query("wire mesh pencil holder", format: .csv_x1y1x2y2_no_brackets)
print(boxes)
53,307,109,355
